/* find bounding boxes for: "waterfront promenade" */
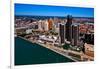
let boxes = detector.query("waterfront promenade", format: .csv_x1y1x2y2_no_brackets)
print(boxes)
17,36,93,63
37,42,94,61
18,36,77,61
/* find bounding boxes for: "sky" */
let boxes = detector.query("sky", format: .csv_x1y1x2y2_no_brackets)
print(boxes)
15,3,94,17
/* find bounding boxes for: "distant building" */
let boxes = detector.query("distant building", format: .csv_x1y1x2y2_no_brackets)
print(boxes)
84,33,94,45
53,18,60,33
65,15,73,42
84,43,94,57
59,23,65,45
48,18,53,30
71,24,79,46
41,20,45,31
26,29,32,34
38,20,43,31
43,20,49,31
34,24,38,29
31,22,38,30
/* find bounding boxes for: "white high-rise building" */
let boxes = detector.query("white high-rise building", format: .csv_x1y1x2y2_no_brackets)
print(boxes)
38,20,43,31
43,20,49,31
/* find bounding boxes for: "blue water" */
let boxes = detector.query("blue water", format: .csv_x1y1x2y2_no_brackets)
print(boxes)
15,37,74,65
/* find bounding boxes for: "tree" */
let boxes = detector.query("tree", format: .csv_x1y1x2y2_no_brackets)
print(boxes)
63,43,70,50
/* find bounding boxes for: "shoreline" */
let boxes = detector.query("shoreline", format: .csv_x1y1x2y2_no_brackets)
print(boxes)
16,36,78,62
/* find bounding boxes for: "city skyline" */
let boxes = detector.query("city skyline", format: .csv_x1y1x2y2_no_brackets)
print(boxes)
15,3,94,17
15,3,94,65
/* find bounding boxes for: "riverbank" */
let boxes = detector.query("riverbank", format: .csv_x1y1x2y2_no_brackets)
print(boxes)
15,37,74,65
17,36,78,61
16,36,94,63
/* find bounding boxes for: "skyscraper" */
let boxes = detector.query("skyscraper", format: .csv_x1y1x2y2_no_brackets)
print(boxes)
59,23,65,45
71,24,79,46
43,20,49,31
48,18,53,30
65,15,73,42
38,20,43,31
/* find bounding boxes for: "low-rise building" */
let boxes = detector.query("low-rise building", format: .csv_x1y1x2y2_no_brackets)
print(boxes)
84,43,94,57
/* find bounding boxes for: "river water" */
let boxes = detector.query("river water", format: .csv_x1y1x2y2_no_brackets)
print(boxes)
15,37,74,65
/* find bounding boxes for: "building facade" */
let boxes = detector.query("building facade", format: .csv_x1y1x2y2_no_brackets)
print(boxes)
65,15,73,42
71,24,79,46
59,23,65,45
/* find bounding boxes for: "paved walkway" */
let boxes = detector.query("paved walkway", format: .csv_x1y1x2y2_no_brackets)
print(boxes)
18,36,94,61
36,42,94,61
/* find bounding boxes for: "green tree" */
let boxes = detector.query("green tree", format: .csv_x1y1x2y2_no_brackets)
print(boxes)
63,43,70,50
